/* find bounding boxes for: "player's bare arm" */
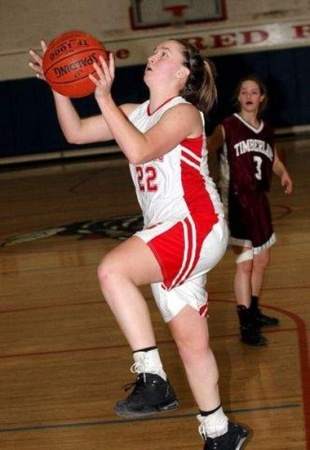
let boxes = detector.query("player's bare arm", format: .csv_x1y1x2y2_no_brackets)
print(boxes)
207,125,225,153
97,100,201,165
272,147,293,195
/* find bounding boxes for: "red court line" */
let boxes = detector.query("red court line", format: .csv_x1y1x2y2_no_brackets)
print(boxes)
0,297,308,446
216,299,310,449
268,305,310,449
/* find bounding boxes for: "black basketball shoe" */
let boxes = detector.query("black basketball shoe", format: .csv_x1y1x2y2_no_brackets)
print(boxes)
253,309,279,327
237,305,267,346
114,372,179,418
203,421,249,450
250,296,279,327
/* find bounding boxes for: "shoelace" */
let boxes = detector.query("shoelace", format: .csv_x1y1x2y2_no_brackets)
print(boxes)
198,422,207,441
122,373,146,392
121,365,147,392
123,355,163,392
122,380,138,393
130,358,161,377
130,362,142,374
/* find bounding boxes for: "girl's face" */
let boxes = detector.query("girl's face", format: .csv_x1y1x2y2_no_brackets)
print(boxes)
238,80,265,113
144,40,189,87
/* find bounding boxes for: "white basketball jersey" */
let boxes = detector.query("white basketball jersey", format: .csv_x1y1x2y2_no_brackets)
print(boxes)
128,96,224,228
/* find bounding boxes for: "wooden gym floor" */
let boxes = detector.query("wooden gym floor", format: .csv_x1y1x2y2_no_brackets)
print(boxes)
0,137,309,450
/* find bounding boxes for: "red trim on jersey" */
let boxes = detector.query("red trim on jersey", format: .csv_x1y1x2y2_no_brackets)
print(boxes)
182,135,204,145
170,216,195,288
148,218,197,290
148,210,217,290
199,303,209,317
147,97,178,116
147,135,219,290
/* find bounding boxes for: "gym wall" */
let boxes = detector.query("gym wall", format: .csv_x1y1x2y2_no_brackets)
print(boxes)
0,0,309,162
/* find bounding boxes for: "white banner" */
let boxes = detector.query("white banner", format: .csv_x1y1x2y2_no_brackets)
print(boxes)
107,20,310,67
1,19,310,80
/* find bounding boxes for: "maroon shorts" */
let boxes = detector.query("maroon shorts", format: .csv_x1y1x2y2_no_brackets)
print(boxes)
228,190,274,250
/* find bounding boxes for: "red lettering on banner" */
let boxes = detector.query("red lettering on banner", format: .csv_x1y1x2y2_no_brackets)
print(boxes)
181,29,269,51
242,30,269,44
110,22,310,64
293,24,310,38
185,36,206,50
210,33,237,48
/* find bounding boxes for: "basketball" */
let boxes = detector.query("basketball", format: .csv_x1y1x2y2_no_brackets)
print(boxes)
43,30,108,98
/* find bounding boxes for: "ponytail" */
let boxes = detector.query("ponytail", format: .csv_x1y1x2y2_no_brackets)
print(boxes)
176,39,217,115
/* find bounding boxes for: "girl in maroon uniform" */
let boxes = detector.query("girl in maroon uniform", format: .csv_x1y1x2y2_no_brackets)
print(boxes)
208,76,293,346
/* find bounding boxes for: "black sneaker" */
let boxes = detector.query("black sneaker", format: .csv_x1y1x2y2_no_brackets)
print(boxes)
240,323,267,346
250,296,279,328
237,305,267,347
114,372,179,418
203,421,249,450
254,310,279,327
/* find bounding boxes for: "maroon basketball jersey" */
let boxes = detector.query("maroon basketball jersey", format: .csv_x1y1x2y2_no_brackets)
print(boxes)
219,113,275,195
218,113,276,251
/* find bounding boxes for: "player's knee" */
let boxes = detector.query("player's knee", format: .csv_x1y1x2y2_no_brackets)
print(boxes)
236,257,253,276
97,254,120,291
254,251,270,271
175,332,210,363
177,343,202,365
97,258,108,290
234,249,254,277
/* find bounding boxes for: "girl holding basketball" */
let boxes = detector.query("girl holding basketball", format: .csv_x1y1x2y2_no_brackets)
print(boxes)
29,39,249,449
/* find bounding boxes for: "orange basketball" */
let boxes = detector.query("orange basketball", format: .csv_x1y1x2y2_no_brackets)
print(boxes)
43,30,108,98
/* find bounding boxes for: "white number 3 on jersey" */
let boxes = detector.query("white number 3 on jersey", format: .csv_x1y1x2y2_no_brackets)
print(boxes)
253,155,263,180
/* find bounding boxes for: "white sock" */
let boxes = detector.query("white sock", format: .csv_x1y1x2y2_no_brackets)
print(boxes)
197,408,229,439
132,349,167,380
